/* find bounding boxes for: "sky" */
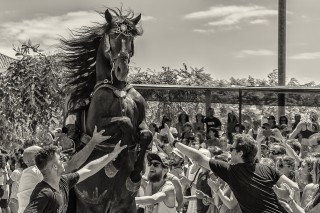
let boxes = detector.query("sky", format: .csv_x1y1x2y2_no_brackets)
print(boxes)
1,0,320,84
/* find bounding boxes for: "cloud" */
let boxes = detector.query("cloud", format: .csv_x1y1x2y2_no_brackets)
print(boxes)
289,52,320,60
249,19,269,25
142,15,155,21
193,29,215,34
236,49,276,58
184,5,276,29
0,11,154,57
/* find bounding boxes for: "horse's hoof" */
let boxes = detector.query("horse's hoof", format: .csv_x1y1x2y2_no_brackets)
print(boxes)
126,177,141,192
104,162,118,178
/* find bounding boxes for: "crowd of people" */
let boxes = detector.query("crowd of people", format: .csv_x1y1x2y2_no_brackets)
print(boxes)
1,107,320,213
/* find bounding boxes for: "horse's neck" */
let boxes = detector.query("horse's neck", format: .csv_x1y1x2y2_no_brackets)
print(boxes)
95,43,127,89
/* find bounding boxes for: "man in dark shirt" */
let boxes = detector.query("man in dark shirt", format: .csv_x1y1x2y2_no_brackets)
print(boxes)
175,134,299,213
204,107,221,132
24,141,126,213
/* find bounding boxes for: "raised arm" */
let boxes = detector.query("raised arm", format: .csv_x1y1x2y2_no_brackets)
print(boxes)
289,122,303,139
135,183,175,206
76,141,126,183
64,125,111,173
175,142,211,171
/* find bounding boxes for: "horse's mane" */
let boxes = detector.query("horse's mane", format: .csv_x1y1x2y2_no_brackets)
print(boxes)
60,8,143,112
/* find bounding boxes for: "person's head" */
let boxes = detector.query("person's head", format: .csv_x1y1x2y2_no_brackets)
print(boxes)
261,144,269,158
207,127,219,139
294,114,301,122
194,133,204,144
195,113,204,123
183,122,192,132
268,143,286,161
279,116,288,125
276,156,295,180
35,145,65,177
219,136,229,150
298,156,315,184
178,110,189,123
252,120,260,129
207,107,214,117
235,123,245,133
147,152,169,182
170,148,185,167
161,116,172,128
230,134,257,164
23,145,42,167
268,115,276,128
310,111,319,123
308,134,320,153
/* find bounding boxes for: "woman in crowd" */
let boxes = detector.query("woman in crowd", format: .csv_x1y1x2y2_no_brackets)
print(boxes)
289,111,319,158
193,112,205,136
274,158,320,213
9,156,27,213
176,110,190,138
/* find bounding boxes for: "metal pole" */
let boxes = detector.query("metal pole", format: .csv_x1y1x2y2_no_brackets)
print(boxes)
278,0,286,118
239,90,242,125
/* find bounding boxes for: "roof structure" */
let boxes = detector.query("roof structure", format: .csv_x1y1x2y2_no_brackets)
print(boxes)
0,53,16,70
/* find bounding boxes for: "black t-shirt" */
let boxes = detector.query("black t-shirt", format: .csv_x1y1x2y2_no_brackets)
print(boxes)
204,117,221,131
209,159,287,213
24,173,80,213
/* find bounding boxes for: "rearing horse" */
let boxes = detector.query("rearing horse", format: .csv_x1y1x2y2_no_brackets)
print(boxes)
61,8,152,213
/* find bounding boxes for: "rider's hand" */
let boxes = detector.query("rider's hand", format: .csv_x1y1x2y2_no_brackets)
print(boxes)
91,125,111,144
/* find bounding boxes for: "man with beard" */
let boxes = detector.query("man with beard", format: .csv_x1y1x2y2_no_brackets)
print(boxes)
136,152,176,213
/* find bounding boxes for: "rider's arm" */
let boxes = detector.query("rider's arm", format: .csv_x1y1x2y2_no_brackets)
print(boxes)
276,175,299,192
135,183,175,206
76,142,126,183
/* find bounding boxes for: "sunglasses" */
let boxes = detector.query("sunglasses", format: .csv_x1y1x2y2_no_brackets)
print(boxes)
270,150,281,155
147,162,162,168
276,163,290,169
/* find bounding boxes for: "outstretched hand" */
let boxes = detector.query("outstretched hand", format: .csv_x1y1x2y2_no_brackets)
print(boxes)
195,190,206,199
111,141,127,156
272,183,293,202
91,125,111,144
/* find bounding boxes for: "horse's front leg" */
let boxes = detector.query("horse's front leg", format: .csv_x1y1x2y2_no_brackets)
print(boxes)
126,121,152,192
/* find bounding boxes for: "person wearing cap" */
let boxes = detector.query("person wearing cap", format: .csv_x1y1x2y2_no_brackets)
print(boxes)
170,148,185,178
17,126,111,213
204,107,221,132
175,134,298,213
136,152,176,213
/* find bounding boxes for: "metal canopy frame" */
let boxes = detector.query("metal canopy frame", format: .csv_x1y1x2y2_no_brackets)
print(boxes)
133,84,320,124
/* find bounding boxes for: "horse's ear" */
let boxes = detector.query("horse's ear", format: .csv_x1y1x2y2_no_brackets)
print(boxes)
132,14,141,25
105,9,113,23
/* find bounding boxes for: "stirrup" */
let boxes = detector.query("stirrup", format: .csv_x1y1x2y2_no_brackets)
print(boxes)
104,162,118,178
126,177,141,192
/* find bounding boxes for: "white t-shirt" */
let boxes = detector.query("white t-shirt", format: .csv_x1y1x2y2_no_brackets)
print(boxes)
10,168,23,200
17,165,43,213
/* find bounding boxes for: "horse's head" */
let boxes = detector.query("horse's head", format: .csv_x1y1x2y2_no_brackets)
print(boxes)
102,9,141,83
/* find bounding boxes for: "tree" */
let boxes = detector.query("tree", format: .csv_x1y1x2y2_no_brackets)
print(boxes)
0,41,64,146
